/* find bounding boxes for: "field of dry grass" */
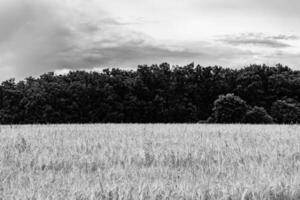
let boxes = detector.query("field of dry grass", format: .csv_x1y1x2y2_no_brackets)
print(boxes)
0,124,300,200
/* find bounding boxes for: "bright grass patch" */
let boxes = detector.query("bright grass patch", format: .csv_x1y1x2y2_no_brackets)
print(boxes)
0,124,299,200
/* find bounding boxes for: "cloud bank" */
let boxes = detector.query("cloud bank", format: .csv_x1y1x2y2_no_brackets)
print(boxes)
0,0,201,80
0,0,299,81
219,33,299,48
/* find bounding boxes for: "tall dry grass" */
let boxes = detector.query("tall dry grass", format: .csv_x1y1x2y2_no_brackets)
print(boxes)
0,124,299,200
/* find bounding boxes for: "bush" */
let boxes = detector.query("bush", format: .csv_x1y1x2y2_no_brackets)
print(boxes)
242,106,274,124
209,93,248,123
271,99,300,124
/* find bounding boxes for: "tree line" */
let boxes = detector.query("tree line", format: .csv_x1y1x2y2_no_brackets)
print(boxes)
0,63,299,124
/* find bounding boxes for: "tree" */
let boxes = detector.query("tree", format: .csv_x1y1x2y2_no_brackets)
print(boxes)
242,106,273,124
271,99,300,124
0,63,299,124
208,93,248,123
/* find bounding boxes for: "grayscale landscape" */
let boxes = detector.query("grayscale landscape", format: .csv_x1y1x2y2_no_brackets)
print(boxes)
0,0,299,199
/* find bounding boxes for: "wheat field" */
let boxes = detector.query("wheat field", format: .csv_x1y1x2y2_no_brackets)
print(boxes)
0,124,300,200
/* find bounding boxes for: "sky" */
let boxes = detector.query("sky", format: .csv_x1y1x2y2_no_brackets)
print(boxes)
0,0,300,81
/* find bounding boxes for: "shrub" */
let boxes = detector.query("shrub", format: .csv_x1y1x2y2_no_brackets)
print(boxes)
271,99,300,124
209,93,248,123
242,106,274,124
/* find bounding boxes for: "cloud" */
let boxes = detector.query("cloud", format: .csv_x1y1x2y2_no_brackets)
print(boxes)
51,38,201,70
1,0,299,81
270,34,299,40
0,0,201,81
0,0,76,80
219,33,299,48
54,44,200,75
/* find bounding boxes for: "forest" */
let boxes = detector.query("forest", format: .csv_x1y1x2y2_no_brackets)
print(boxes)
0,63,299,124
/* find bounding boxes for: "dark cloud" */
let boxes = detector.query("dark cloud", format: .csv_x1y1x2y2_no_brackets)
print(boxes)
219,33,298,48
270,34,299,40
85,45,199,65
0,0,200,81
0,0,77,80
224,39,290,48
1,0,299,81
52,38,201,71
55,40,261,73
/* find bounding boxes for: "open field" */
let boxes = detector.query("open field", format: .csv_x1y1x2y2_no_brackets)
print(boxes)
0,124,300,200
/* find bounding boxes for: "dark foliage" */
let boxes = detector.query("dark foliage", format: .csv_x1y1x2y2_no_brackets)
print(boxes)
271,98,300,124
0,63,299,124
242,106,274,124
208,94,248,123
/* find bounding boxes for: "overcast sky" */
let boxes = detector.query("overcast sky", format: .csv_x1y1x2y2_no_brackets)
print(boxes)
0,0,300,81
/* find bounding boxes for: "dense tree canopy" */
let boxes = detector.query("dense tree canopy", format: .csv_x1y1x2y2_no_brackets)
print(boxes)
271,98,300,124
243,106,274,124
0,63,299,124
208,94,248,123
